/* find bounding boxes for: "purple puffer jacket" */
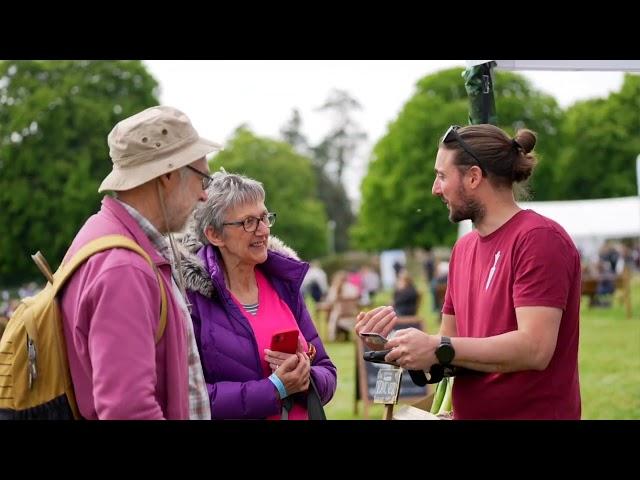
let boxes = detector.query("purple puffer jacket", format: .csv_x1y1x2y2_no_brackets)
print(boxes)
180,235,337,419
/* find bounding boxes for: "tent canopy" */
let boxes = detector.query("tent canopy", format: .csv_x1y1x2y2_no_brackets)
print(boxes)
457,196,640,260
465,60,640,72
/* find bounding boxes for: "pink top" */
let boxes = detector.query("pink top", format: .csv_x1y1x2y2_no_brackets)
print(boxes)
230,269,309,420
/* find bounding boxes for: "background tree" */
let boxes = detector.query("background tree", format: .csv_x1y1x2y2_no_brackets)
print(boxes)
556,73,640,200
279,108,309,155
0,60,158,284
212,127,329,260
315,90,366,252
280,104,359,253
310,165,353,254
351,67,564,251
315,89,368,183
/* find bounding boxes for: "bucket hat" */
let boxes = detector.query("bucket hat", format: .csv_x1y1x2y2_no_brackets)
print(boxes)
99,105,223,192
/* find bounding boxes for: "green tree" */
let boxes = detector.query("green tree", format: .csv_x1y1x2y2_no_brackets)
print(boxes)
0,60,159,284
212,128,329,260
279,108,309,154
312,164,353,254
556,73,640,200
314,90,367,252
351,68,564,251
280,107,355,253
315,89,367,183
493,73,565,200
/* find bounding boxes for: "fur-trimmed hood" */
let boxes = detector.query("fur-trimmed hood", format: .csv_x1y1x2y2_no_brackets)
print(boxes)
178,231,302,299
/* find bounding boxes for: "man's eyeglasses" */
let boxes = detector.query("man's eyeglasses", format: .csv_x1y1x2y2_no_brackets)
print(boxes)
223,212,277,232
441,125,486,173
185,165,214,190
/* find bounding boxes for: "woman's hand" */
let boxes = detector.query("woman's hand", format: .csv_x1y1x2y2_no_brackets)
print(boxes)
274,352,310,396
264,337,307,372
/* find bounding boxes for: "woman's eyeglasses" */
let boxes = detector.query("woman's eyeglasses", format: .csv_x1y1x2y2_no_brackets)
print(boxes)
223,212,277,232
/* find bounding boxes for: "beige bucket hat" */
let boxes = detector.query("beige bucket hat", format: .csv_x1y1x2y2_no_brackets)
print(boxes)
98,105,223,193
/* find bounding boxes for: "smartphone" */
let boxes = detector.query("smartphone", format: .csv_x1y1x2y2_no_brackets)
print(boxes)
270,329,299,354
359,332,388,346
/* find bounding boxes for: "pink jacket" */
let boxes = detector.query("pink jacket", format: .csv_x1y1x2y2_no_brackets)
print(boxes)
60,196,189,419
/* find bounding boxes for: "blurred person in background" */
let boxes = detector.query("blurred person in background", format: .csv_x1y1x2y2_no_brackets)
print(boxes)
393,268,419,316
302,261,328,303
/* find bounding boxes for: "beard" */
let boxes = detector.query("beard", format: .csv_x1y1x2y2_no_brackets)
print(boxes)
162,190,197,233
448,184,485,224
166,202,194,233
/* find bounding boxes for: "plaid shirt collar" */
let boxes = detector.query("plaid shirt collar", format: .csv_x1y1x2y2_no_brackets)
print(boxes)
115,199,174,264
115,198,211,420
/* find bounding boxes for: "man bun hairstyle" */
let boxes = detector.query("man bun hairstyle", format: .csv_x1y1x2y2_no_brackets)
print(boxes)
511,129,537,183
446,124,539,189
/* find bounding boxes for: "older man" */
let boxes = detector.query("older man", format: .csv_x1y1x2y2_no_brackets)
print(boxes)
60,106,222,419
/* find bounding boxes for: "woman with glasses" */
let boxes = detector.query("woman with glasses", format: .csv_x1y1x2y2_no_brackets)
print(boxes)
179,171,336,419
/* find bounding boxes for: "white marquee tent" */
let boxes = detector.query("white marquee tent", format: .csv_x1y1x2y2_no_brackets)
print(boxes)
458,196,640,260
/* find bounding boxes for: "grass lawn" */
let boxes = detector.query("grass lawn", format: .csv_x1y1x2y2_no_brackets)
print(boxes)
320,274,640,420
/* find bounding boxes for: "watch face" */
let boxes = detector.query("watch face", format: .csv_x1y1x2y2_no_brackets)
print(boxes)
437,344,455,365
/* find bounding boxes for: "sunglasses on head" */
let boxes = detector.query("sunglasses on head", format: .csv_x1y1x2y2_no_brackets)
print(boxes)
441,125,486,173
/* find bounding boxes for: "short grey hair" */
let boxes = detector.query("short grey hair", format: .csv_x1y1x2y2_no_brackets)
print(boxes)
192,171,265,245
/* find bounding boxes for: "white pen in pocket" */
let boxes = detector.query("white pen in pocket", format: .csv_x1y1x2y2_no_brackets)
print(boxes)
485,251,501,290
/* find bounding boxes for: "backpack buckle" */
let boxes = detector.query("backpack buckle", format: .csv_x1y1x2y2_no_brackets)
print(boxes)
27,337,37,389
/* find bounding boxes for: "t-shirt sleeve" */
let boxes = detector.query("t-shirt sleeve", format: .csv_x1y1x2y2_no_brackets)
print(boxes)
513,227,575,310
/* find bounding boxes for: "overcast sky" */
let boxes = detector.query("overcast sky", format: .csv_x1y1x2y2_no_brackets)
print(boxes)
144,60,627,202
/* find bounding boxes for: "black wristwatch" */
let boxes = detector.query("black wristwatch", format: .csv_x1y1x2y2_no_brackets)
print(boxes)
435,336,455,366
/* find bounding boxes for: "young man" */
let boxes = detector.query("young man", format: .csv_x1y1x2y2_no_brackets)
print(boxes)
356,124,581,420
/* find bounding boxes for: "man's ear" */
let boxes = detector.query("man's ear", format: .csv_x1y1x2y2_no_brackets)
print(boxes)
466,165,484,190
157,171,175,190
205,225,224,248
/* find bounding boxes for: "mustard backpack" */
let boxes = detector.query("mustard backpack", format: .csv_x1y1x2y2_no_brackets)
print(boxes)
0,235,167,420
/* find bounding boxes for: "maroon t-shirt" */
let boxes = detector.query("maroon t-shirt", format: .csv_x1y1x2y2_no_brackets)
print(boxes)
443,210,581,419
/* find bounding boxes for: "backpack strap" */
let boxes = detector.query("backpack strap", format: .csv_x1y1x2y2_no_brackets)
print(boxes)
51,235,167,343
